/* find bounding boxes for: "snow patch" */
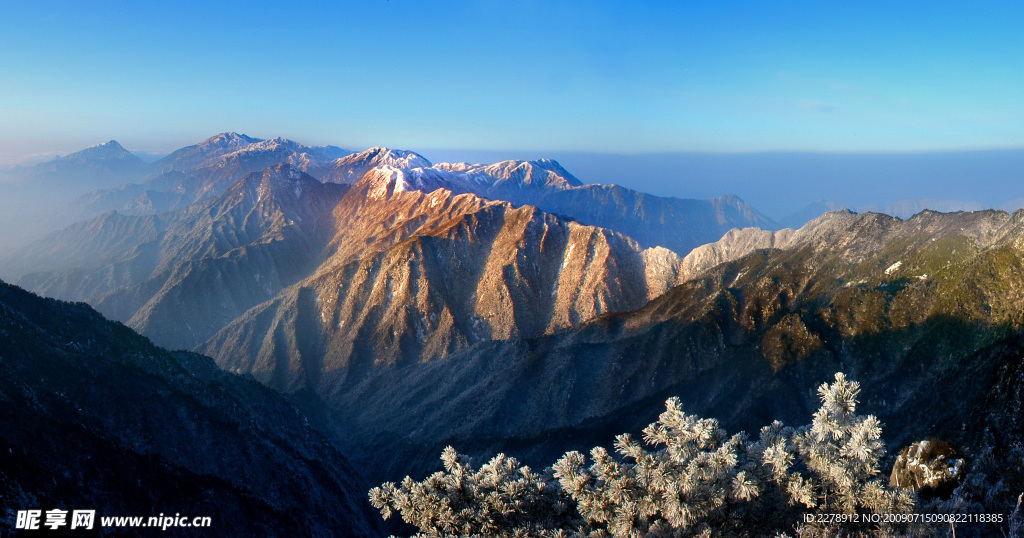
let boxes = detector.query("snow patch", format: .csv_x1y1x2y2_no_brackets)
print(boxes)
884,261,902,275
368,167,405,200
561,243,575,269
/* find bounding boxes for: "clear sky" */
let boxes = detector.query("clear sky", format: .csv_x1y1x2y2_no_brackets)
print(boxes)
0,0,1022,162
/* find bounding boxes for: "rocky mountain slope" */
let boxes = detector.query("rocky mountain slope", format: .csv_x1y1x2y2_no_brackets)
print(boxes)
0,280,381,536
320,208,1024,485
198,166,686,395
11,164,348,350
12,161,688,367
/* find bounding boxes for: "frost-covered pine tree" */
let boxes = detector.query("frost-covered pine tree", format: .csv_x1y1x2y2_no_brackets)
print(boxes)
761,373,918,536
798,373,915,515
369,373,924,537
368,446,581,537
551,397,768,536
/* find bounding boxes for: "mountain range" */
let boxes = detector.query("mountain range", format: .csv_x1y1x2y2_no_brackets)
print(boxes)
199,165,686,393
324,208,1024,485
779,198,990,228
0,133,784,534
70,133,350,218
2,135,775,359
5,133,1024,532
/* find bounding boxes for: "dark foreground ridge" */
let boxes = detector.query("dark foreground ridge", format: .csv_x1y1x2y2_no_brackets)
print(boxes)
0,280,381,536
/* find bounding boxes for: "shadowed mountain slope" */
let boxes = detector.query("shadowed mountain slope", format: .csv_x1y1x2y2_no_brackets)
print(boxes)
0,280,381,536
13,164,348,350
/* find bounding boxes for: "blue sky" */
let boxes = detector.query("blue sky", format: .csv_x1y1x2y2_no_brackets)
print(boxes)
0,0,1022,162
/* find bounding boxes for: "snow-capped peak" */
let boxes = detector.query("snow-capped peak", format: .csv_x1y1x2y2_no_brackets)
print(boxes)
203,132,261,148
324,147,433,185
220,137,299,159
480,159,582,188
252,137,297,149
426,158,582,191
352,147,432,169
357,165,471,202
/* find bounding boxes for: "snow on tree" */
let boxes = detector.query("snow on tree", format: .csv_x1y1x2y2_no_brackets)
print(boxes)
370,373,927,537
794,373,915,516
551,397,770,536
369,446,582,537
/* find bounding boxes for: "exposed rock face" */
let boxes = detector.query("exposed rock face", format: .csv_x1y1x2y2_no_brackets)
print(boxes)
330,155,777,256
678,225,797,280
678,207,1013,280
781,199,994,230
0,280,381,537
890,440,964,497
199,166,684,395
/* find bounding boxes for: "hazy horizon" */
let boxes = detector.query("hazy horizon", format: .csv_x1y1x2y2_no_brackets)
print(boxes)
4,136,1023,227
2,1,1022,242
